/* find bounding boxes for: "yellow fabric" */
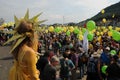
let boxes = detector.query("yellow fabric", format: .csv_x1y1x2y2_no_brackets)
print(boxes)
9,45,40,80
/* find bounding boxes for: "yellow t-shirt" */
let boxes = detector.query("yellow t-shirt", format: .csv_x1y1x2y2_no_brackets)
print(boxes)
9,45,40,80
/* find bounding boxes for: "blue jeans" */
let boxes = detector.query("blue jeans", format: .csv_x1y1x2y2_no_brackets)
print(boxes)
79,65,84,78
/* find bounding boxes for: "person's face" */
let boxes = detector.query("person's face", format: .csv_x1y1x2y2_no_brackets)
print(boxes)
65,50,71,54
52,61,59,66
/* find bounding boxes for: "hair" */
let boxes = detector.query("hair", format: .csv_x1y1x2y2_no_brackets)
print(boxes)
112,55,119,62
12,20,38,60
70,48,76,52
63,53,69,58
65,47,70,51
16,20,33,34
50,56,59,63
44,50,54,58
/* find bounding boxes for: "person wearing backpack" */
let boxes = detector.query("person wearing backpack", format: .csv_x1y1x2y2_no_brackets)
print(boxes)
100,47,111,80
77,49,88,79
77,49,85,79
60,53,75,80
86,52,102,80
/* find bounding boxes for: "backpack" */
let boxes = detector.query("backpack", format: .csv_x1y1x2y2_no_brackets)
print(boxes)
100,52,110,65
87,58,98,73
60,59,69,77
78,53,88,66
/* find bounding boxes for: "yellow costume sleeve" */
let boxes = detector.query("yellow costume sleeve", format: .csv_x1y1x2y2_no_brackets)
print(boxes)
24,49,40,80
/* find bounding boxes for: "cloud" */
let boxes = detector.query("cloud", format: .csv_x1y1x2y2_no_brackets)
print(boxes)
0,0,119,24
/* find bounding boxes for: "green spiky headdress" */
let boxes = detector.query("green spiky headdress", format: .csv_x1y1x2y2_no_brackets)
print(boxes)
4,10,46,53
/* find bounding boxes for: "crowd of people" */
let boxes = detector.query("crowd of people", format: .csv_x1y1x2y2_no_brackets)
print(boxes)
0,24,120,80
36,29,120,80
0,11,120,80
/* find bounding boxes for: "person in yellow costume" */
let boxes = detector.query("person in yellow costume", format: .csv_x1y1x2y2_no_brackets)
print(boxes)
3,10,46,80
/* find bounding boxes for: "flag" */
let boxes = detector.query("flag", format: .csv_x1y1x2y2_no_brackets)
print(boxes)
83,30,89,53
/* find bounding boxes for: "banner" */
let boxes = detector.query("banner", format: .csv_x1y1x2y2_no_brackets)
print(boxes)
83,30,89,53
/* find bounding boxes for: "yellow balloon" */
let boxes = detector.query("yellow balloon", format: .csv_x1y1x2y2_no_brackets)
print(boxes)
7,23,11,27
48,26,54,32
115,27,120,31
63,27,67,32
96,32,100,36
103,29,108,33
4,23,7,27
78,35,83,40
79,31,82,35
69,26,74,32
45,30,48,33
100,32,103,35
108,26,112,30
108,31,112,36
101,9,105,14
102,27,106,29
102,18,106,23
97,27,100,30
112,14,115,18
97,36,101,41
92,29,96,33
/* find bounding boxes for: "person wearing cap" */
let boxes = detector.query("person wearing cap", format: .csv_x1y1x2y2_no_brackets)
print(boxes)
43,56,60,80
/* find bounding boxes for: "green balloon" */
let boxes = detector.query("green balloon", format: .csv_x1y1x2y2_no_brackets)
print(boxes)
74,28,80,34
110,50,117,55
82,28,86,35
66,30,70,36
112,30,120,41
54,27,60,33
87,33,94,41
101,65,108,74
87,20,96,31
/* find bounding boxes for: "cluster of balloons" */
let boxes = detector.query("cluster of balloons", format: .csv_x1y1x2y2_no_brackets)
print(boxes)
35,20,120,42
1,22,14,27
86,20,96,41
1,19,120,42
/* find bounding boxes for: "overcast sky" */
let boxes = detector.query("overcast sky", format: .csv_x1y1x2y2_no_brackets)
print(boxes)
0,0,119,24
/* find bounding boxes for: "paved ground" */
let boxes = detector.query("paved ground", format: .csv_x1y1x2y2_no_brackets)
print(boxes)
0,46,13,80
0,46,86,80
